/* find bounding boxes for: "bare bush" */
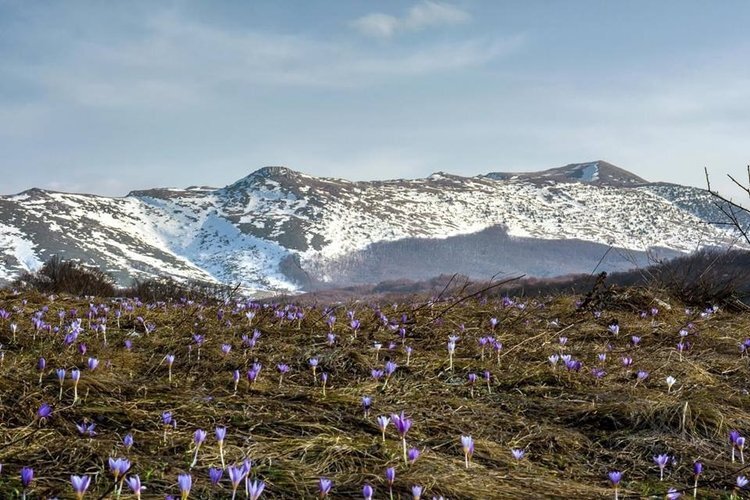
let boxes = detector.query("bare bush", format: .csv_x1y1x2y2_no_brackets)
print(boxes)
12,255,116,297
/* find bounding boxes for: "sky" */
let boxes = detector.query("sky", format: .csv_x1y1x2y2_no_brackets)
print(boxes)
1,0,749,203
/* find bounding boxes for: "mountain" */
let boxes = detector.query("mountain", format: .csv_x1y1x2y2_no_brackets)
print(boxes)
1,161,747,294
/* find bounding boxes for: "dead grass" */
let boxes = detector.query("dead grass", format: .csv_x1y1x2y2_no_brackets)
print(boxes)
0,288,749,498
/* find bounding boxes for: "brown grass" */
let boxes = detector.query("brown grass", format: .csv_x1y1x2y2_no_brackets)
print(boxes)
0,287,749,498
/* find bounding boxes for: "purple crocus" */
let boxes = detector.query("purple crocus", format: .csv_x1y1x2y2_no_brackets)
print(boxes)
126,475,144,499
108,457,131,481
177,473,192,500
37,403,53,422
362,483,374,500
693,461,703,497
411,485,423,500
71,474,91,499
248,480,265,500
377,415,390,442
392,411,413,465
362,396,372,417
461,435,474,468
216,426,227,467
209,467,223,485
654,454,670,481
165,354,175,382
75,421,95,437
511,448,525,461
36,357,46,384
318,477,332,498
21,466,34,490
737,436,747,464
608,471,622,500
71,368,81,402
383,361,398,389
309,357,319,382
123,433,134,450
228,465,246,499
277,363,290,387
408,447,421,464
87,357,99,371
191,429,207,467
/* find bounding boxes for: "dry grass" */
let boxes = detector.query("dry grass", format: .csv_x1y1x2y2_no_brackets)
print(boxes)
0,287,749,499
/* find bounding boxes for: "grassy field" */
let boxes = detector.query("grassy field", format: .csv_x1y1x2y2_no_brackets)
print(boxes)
0,287,749,499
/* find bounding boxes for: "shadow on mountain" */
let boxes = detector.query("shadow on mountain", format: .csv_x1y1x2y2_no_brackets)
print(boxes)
303,224,681,289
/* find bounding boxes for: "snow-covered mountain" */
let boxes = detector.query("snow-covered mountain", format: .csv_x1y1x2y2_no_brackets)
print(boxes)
1,161,747,294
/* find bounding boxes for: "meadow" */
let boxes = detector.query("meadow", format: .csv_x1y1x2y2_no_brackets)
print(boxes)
0,285,749,499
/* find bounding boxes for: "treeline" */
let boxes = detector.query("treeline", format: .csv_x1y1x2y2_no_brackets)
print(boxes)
361,248,750,309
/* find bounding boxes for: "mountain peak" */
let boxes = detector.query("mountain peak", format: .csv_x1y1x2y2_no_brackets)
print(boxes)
484,161,648,187
251,166,299,179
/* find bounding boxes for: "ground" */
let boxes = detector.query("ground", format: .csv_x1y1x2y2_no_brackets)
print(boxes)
0,287,748,499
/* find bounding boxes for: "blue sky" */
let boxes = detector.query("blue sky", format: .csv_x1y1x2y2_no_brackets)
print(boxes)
1,0,749,200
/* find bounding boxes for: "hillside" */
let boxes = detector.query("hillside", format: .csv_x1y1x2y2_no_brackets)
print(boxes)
0,288,749,498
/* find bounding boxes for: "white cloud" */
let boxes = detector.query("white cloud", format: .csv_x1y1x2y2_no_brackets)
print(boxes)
1,9,516,110
351,1,470,38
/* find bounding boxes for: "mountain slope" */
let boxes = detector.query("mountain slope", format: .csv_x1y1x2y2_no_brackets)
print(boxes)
0,162,746,293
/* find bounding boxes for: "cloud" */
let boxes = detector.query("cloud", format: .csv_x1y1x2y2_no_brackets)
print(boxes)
350,1,470,38
0,8,516,110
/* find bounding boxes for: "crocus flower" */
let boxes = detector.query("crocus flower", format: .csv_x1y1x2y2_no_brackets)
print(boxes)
392,411,413,465
209,467,223,485
126,475,144,499
309,357,319,382
377,416,390,442
87,357,99,371
108,457,131,480
21,466,34,495
731,430,742,462
318,477,332,498
37,403,53,422
36,357,46,384
511,448,525,461
666,487,681,499
693,461,703,497
71,368,81,402
608,471,622,500
216,426,227,467
178,473,192,500
383,361,397,389
447,340,456,370
738,436,747,464
736,476,749,499
228,465,246,499
363,483,374,500
408,447,421,464
277,363,290,387
123,433,134,449
70,474,91,500
248,480,265,500
635,370,649,386
654,454,670,481
76,421,96,437
461,435,474,468
165,354,175,382
412,485,423,500
191,429,207,467
362,396,372,417
666,376,677,393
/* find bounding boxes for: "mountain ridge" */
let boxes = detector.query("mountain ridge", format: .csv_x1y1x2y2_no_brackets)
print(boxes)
1,161,747,295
